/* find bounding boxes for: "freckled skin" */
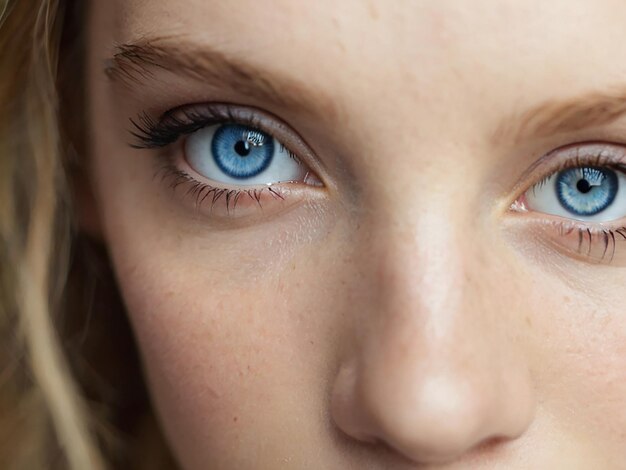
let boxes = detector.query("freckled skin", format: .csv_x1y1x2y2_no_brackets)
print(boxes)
87,0,626,468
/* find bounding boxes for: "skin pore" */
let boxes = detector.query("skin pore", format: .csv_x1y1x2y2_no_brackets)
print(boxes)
86,0,626,468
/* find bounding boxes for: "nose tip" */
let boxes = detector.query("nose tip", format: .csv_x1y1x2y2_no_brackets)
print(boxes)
331,359,534,464
363,375,521,462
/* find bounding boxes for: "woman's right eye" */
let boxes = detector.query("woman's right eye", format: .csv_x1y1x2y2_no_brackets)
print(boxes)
184,123,310,186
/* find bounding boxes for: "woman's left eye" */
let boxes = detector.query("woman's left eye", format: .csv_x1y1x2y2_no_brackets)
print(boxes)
185,123,307,186
523,166,626,222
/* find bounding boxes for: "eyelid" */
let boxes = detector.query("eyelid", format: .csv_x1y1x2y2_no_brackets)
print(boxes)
511,142,626,204
503,213,626,265
155,159,325,224
133,103,316,157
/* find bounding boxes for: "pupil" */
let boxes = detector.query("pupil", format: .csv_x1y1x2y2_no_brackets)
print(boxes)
234,140,251,157
576,179,592,194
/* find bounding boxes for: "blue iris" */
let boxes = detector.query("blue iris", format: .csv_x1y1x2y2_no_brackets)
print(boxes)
556,167,618,216
211,124,274,179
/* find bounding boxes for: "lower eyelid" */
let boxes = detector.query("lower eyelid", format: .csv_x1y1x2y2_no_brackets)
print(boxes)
154,158,323,223
506,212,626,265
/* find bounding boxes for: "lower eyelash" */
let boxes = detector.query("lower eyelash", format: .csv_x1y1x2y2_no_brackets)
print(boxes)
556,222,626,263
154,160,285,214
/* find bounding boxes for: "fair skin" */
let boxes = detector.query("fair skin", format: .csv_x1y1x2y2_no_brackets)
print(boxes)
86,0,626,468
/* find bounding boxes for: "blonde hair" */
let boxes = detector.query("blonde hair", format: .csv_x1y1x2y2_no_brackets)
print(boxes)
0,1,174,468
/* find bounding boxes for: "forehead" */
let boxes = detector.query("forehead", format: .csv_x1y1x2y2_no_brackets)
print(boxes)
93,0,626,150
108,0,626,56
101,0,626,90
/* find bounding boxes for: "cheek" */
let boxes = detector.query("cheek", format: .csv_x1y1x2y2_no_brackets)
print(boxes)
87,79,349,465
525,270,626,447
104,205,352,467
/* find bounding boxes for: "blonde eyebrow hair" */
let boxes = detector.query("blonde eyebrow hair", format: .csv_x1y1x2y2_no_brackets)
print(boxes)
105,36,340,120
495,91,626,145
109,38,626,146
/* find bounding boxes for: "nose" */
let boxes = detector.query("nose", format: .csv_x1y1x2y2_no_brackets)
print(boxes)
330,224,535,464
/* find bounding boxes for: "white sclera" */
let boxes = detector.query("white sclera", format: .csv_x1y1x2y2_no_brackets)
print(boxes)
525,170,626,222
185,124,307,186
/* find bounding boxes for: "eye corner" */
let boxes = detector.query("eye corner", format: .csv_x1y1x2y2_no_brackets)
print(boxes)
509,196,529,214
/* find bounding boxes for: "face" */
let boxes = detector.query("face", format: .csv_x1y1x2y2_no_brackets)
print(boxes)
86,1,626,468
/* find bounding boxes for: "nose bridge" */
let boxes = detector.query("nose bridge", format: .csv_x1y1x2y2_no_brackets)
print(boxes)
331,209,535,463
365,197,489,344
376,208,471,340
364,211,503,394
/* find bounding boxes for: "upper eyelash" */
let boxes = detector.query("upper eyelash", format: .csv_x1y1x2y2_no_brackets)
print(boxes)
545,151,626,180
130,105,252,149
523,144,626,197
128,104,300,161
129,111,208,148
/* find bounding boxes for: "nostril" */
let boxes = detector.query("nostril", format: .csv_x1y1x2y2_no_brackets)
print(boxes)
473,435,508,452
330,363,370,441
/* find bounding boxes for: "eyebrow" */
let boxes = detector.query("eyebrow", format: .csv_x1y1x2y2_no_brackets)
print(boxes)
105,37,339,119
109,39,626,146
495,91,626,145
